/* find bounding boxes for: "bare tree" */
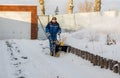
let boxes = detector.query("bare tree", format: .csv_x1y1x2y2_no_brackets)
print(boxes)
79,0,93,12
39,0,45,15
68,0,74,14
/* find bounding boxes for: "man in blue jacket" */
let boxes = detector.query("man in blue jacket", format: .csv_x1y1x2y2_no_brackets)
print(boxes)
45,17,61,56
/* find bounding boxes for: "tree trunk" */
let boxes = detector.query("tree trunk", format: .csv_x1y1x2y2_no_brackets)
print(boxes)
94,0,101,12
68,0,74,14
39,0,45,15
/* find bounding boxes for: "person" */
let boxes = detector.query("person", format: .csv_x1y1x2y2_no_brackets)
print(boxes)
45,17,61,56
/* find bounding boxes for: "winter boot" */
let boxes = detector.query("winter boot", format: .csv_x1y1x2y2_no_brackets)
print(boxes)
55,52,60,57
50,52,53,56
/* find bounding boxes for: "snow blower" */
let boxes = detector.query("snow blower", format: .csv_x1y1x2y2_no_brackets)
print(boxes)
54,34,68,57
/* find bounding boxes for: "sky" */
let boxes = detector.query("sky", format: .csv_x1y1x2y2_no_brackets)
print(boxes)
0,0,120,15
44,0,120,15
102,0,120,11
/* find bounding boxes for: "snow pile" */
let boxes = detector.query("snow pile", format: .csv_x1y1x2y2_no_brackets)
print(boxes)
79,15,120,33
65,28,120,62
64,16,120,62
0,39,119,78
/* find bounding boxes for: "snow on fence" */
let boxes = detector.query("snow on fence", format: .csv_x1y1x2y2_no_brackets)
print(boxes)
38,10,120,39
66,46,120,75
39,10,120,31
102,11,118,17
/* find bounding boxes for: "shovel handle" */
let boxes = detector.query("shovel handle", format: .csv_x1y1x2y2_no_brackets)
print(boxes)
58,34,61,41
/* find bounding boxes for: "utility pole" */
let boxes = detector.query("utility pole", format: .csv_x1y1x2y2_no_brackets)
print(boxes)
55,6,59,15
39,0,45,15
68,0,74,14
94,0,101,12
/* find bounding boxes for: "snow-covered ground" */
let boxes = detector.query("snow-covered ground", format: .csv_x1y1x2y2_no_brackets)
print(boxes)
0,0,120,78
0,39,119,78
0,16,120,78
65,28,120,62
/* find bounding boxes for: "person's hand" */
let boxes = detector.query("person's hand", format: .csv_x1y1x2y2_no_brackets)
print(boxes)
46,33,50,37
58,32,61,35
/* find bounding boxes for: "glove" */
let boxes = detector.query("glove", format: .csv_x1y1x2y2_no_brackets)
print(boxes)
46,33,50,38
58,32,61,35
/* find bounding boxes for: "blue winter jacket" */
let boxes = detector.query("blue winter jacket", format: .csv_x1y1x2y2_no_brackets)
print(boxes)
45,21,61,41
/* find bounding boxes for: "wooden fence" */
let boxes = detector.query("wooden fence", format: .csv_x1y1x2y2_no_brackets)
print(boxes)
67,46,120,75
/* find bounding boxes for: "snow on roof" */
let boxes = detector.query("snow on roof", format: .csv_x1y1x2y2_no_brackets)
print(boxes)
0,0,40,15
0,0,38,5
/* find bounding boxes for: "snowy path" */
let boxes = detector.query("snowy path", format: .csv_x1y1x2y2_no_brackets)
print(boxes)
0,41,8,78
0,40,120,78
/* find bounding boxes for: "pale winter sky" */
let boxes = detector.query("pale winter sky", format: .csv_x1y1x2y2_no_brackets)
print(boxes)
0,0,120,15
44,0,120,15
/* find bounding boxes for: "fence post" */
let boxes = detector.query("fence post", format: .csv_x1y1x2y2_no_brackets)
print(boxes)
113,61,118,73
93,55,97,66
104,58,109,69
72,48,75,54
108,59,114,70
118,63,120,75
100,57,104,68
85,52,89,60
66,46,120,75
67,46,71,53
90,54,94,63
76,49,80,56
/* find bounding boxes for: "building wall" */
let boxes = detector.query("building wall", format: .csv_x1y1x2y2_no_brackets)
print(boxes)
0,5,37,40
0,12,31,39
